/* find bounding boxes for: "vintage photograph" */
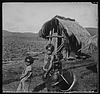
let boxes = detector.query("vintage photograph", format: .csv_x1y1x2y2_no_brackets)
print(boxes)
2,2,98,93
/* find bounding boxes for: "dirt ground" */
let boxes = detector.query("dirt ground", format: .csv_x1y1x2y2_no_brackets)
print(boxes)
2,50,98,93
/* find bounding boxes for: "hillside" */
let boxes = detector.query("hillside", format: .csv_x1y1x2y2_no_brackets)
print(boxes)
2,30,47,62
86,28,98,36
2,29,98,92
2,28,98,62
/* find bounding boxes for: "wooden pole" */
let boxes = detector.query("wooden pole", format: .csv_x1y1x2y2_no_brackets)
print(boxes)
48,30,52,44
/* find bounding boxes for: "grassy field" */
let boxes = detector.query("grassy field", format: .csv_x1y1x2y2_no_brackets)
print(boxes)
2,29,98,92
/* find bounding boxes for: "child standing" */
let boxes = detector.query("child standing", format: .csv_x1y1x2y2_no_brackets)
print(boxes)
16,56,38,92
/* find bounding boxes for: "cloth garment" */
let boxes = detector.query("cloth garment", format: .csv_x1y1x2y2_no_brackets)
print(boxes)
43,54,54,71
16,65,32,92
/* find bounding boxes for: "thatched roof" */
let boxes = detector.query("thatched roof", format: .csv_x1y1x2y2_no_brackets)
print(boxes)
39,15,91,52
78,34,98,53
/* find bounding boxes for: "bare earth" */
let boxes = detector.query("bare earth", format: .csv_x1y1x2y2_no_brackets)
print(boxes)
2,51,98,93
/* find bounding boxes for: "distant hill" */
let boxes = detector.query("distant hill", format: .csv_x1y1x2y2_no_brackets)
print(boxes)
2,30,38,38
3,30,13,37
3,28,98,37
86,28,98,36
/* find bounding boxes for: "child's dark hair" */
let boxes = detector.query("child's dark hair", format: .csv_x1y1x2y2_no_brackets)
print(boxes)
46,43,55,52
25,56,34,65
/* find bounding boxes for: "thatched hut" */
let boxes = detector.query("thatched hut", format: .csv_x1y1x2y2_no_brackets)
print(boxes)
39,15,91,55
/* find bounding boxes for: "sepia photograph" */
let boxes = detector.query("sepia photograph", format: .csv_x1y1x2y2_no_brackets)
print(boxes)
2,2,98,93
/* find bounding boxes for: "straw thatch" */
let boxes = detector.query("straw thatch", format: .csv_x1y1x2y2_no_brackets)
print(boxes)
39,15,91,53
80,34,98,53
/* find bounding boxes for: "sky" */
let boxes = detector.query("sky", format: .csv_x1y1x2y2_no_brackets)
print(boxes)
2,2,98,33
